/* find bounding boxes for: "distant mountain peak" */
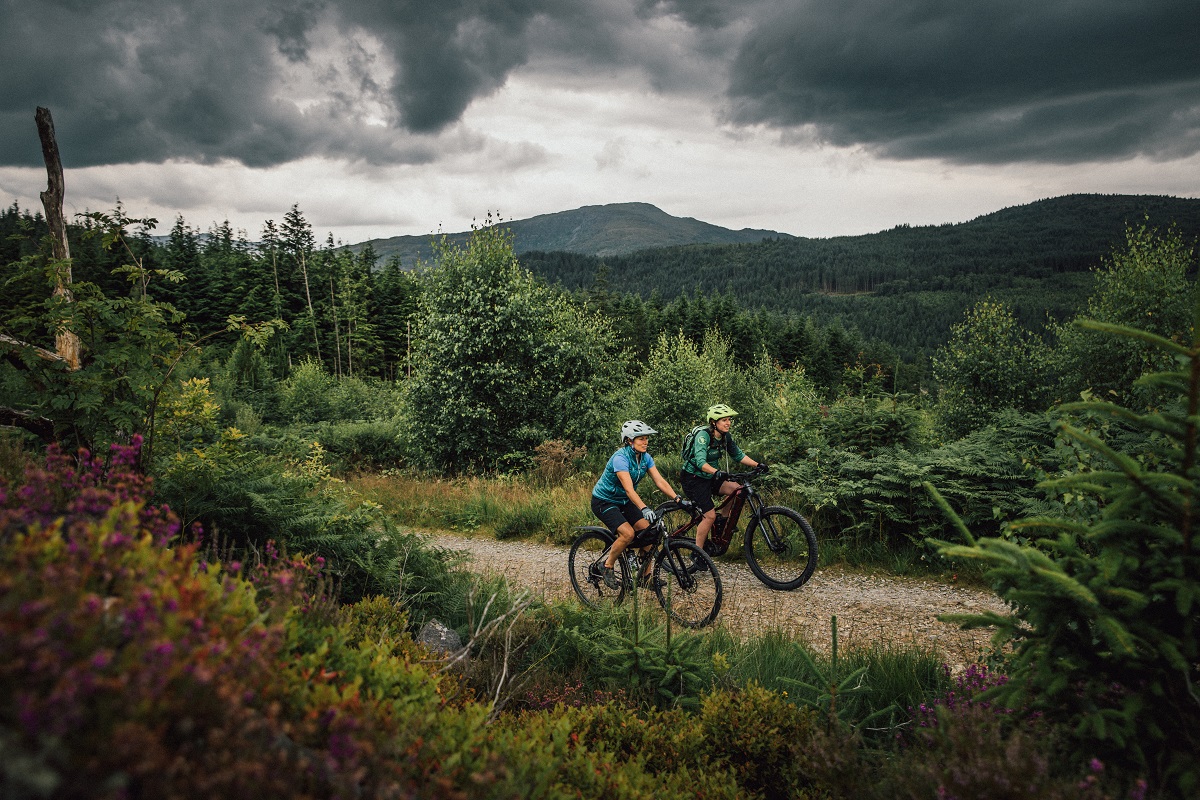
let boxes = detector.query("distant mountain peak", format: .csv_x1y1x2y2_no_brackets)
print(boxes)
351,203,792,266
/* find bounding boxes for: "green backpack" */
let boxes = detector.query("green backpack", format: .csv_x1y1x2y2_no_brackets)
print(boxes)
681,424,728,471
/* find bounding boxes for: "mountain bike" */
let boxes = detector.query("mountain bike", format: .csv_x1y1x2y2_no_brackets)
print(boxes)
568,513,722,628
656,466,817,591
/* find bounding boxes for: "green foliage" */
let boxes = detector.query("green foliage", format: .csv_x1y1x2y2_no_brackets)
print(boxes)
822,390,933,457
406,224,623,472
776,409,1059,551
933,297,1054,438
314,419,406,471
214,335,280,422
930,307,1200,794
624,331,716,446
625,329,777,450
1053,221,1196,407
0,206,282,461
754,363,827,460
606,626,710,710
707,627,948,736
152,428,418,603
494,501,552,540
698,683,865,799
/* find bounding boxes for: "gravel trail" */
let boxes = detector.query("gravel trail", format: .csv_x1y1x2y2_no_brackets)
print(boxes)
424,531,1008,667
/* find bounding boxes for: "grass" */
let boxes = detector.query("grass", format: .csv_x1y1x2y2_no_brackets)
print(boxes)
702,625,950,733
350,470,601,544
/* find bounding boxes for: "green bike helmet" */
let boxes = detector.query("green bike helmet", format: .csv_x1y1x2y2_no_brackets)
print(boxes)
707,403,738,422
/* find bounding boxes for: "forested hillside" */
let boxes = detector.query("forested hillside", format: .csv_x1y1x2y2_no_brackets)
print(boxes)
524,194,1200,356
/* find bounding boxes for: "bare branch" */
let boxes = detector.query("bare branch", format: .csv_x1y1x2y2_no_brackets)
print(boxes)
1,332,64,364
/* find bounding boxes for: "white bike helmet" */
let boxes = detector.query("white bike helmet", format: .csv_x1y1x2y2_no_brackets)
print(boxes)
620,419,657,443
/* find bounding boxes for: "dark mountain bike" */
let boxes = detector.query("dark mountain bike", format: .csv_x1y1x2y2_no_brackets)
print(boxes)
568,513,722,628
656,466,818,591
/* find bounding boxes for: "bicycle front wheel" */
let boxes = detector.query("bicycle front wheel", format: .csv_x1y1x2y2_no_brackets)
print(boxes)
744,506,818,591
569,530,630,608
653,539,722,628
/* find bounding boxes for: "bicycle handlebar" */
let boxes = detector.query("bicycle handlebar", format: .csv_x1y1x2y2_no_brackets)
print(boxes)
723,464,768,483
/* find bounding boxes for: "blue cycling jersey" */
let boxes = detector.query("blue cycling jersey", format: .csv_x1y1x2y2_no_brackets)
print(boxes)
591,446,655,504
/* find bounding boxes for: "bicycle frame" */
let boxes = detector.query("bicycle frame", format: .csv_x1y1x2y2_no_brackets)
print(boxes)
666,472,767,551
575,518,691,577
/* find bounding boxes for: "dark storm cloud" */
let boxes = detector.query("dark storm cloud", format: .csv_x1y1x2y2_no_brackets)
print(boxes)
0,0,571,167
3,0,1194,170
727,0,1200,163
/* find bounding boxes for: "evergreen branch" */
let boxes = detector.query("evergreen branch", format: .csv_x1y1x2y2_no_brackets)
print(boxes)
922,481,975,545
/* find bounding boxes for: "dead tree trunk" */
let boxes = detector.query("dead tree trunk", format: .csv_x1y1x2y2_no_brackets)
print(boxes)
36,106,82,371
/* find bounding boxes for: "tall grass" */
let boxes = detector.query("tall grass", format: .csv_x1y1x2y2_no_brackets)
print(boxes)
351,471,612,543
703,626,949,731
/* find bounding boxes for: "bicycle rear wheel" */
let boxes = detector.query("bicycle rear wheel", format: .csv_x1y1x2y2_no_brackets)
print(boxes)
653,539,722,628
743,506,818,591
569,530,630,608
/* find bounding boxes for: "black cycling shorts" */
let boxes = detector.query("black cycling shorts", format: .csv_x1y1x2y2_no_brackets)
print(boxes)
591,495,643,534
681,472,722,514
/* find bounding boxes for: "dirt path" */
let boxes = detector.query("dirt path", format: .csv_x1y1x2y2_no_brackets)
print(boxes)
424,531,1008,668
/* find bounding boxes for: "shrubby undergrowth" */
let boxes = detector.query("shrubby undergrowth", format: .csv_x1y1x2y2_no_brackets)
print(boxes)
2,438,1142,798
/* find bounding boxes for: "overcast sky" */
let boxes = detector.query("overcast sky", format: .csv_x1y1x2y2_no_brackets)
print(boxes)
1,0,1197,244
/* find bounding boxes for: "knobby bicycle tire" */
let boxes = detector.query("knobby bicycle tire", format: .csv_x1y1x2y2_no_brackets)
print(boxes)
653,539,722,628
568,529,630,608
743,506,818,591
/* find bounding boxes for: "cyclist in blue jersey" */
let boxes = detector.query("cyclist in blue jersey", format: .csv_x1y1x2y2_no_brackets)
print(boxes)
591,420,693,589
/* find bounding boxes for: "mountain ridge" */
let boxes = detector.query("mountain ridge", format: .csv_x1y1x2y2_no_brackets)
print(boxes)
350,201,791,265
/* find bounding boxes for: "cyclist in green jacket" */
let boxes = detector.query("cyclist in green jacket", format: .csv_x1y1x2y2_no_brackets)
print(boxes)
680,404,765,570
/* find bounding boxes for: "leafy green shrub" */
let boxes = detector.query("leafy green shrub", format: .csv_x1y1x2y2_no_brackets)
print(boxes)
495,705,742,798
699,683,864,799
933,297,1055,439
1052,222,1196,408
216,336,280,422
405,224,622,472
315,419,407,472
822,389,934,455
277,357,337,422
